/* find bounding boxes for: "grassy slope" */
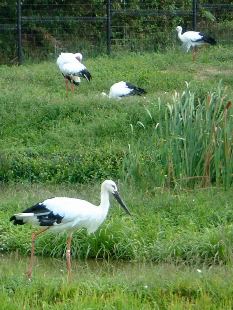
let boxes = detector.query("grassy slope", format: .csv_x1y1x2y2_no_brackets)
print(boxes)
0,45,232,184
1,46,233,308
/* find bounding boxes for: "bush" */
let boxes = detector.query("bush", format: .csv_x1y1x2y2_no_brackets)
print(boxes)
0,149,124,184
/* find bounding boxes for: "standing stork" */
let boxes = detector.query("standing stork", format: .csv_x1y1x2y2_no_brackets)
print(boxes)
56,52,92,95
10,180,131,279
102,81,146,99
176,26,217,61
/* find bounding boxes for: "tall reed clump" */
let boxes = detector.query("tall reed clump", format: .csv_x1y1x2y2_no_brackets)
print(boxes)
123,82,233,189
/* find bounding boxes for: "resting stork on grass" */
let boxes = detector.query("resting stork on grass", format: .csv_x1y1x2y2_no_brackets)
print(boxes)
56,52,92,95
10,180,131,279
102,81,146,99
176,26,217,61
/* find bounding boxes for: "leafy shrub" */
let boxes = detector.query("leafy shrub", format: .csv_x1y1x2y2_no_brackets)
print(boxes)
0,149,124,184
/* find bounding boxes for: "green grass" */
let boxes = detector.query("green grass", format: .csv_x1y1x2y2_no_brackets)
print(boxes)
1,46,233,308
0,45,232,186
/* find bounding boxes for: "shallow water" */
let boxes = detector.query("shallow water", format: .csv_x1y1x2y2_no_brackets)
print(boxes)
1,252,161,280
1,252,232,283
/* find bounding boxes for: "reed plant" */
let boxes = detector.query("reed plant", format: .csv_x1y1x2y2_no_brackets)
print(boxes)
123,82,233,188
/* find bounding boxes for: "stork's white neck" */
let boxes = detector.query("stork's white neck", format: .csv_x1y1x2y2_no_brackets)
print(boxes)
99,190,111,217
177,28,183,40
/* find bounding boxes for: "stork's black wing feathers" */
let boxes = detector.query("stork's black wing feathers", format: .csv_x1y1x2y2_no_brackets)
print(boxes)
9,216,24,225
197,32,217,45
79,69,92,81
37,211,63,226
10,199,64,226
125,82,147,96
21,202,51,214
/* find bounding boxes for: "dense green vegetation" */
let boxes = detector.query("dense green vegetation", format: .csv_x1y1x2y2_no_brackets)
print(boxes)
0,46,233,308
0,46,232,188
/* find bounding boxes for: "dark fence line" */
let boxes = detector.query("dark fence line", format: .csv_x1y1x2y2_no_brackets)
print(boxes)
17,0,23,65
14,0,200,64
203,4,233,9
21,16,107,22
111,9,193,16
0,1,232,64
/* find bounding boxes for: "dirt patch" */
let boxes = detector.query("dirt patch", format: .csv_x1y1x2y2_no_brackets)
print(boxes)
195,67,233,80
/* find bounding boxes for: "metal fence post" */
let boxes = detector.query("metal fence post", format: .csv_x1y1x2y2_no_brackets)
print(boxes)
17,0,23,64
106,0,111,55
192,0,197,31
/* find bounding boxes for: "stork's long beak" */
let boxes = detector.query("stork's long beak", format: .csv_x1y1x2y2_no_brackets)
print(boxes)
113,191,131,215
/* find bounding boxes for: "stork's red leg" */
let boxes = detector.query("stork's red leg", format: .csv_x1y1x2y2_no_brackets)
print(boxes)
26,227,49,279
192,47,197,62
65,78,69,96
71,82,74,94
66,233,73,279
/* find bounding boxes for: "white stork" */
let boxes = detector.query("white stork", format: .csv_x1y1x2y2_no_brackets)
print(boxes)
56,52,92,95
102,81,146,99
176,26,216,61
10,180,131,279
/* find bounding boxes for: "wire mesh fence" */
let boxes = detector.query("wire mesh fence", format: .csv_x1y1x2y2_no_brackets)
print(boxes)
0,1,233,64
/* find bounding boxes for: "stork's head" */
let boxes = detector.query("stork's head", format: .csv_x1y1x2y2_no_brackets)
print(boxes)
74,53,83,62
176,26,182,33
101,180,131,215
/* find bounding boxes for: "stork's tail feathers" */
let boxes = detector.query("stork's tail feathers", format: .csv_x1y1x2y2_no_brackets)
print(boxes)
203,35,217,45
10,213,34,225
80,69,92,81
134,86,147,96
72,76,81,86
126,82,146,96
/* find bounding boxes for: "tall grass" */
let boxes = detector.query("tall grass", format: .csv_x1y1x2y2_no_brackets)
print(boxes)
123,82,233,188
